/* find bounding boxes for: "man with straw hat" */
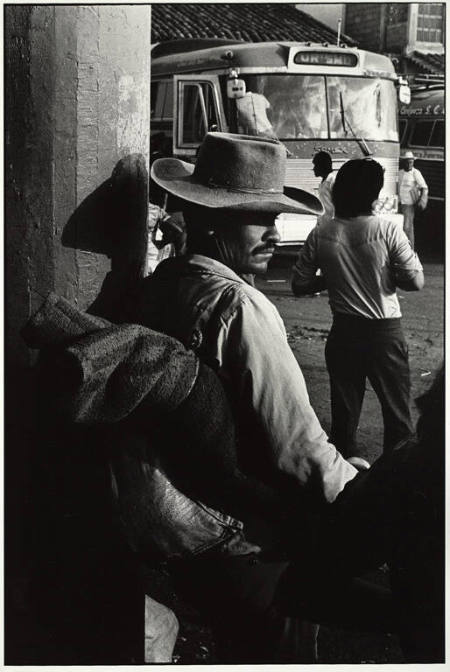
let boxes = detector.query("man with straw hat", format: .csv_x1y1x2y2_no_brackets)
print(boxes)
127,133,442,663
398,149,428,249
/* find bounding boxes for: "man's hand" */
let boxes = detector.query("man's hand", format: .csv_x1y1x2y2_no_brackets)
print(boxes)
395,269,425,292
291,274,326,297
417,197,427,211
417,189,428,211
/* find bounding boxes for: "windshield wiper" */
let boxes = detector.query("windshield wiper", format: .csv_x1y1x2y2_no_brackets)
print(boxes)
339,92,372,157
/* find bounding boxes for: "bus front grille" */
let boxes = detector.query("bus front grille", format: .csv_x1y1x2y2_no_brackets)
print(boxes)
284,156,400,196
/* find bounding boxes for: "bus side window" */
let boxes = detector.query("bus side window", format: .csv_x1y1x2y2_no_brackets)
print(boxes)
429,120,444,148
180,82,218,145
410,119,434,147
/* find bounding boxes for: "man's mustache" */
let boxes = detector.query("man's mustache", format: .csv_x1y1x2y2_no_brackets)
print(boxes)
254,243,278,254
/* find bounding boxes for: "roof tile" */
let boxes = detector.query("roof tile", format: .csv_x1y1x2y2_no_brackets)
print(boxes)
408,50,445,74
151,4,356,46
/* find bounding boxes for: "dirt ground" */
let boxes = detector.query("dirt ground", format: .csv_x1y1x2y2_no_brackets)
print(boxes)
166,259,444,665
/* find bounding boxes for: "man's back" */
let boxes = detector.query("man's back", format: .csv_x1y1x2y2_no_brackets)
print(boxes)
295,214,420,319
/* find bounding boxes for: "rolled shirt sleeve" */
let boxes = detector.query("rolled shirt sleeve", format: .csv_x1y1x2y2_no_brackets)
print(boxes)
386,220,424,283
215,287,357,503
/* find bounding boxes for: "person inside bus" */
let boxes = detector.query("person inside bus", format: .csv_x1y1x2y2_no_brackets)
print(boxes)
292,158,424,461
236,77,277,140
275,93,315,139
270,76,327,140
398,149,428,250
125,133,442,662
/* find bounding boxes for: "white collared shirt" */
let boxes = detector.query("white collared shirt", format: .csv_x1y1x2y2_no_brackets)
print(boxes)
293,214,423,319
398,167,427,205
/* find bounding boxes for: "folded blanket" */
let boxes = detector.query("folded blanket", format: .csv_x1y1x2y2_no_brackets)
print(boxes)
22,292,198,423
21,292,110,347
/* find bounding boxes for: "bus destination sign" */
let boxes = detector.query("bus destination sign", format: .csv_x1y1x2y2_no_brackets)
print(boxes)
294,51,358,67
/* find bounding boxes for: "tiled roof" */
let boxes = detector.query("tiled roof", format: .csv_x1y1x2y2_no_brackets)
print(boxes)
151,4,356,46
407,50,445,74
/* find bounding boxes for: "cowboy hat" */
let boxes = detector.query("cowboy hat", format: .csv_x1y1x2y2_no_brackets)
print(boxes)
401,149,415,160
151,132,323,216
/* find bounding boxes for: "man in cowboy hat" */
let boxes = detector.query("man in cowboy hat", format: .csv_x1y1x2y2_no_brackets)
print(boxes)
126,134,442,662
398,149,428,249
136,132,360,499
129,132,362,659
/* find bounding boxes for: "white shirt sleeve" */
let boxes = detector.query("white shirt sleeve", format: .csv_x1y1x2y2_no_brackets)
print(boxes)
318,173,336,219
386,220,424,281
214,288,357,503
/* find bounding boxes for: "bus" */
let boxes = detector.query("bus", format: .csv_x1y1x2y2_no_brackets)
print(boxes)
399,84,444,255
151,39,410,245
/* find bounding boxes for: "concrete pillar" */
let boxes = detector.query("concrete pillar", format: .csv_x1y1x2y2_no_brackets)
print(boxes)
5,5,151,662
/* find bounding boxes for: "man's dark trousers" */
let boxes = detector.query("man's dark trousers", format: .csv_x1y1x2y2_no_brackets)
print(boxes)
325,314,414,458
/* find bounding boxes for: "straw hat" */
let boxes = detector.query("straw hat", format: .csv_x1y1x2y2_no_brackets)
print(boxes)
401,149,415,160
151,132,323,216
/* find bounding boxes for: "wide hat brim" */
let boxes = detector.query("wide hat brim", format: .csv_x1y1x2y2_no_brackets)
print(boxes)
151,157,324,216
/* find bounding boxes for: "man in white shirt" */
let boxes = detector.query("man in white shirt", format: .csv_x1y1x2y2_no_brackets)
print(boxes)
398,149,428,249
292,158,424,459
312,151,336,222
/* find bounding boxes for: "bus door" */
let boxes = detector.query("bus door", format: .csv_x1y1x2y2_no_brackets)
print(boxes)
173,74,227,159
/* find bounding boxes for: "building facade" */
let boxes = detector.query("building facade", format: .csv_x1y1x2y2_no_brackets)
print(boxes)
344,3,444,79
297,4,445,79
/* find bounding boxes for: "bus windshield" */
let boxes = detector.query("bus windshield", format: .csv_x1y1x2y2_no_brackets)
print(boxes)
237,74,398,142
327,76,397,141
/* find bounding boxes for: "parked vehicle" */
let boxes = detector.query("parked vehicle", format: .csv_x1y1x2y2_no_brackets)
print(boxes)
151,39,409,245
399,82,444,254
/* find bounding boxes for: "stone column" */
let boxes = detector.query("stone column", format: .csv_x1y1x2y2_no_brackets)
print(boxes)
5,5,151,662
